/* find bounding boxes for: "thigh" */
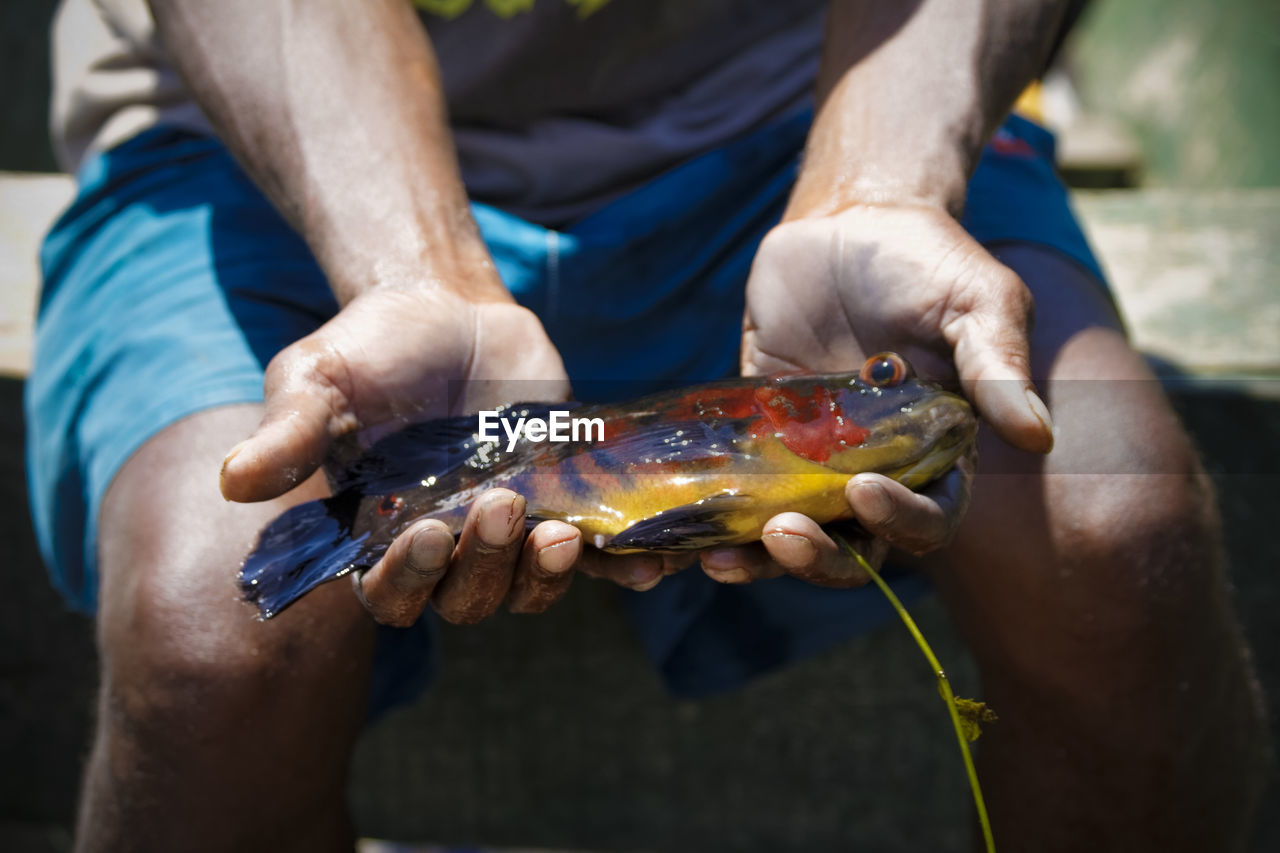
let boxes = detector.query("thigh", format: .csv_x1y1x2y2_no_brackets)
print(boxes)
932,244,1265,847
87,404,375,849
940,243,1217,661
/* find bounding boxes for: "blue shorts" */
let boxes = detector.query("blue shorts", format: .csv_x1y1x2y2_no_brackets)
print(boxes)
26,109,1106,713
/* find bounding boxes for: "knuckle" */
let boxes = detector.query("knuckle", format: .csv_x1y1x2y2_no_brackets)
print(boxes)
433,588,502,625
472,540,517,560
435,603,488,625
263,338,360,435
508,595,553,615
400,558,447,583
366,600,421,628
382,610,421,629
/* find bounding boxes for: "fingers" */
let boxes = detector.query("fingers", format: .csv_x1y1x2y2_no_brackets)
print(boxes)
943,263,1054,454
758,512,885,587
507,521,580,614
221,336,359,502
574,548,666,592
358,502,594,624
361,488,678,625
845,455,973,556
357,519,455,627
699,544,787,584
357,463,973,625
702,458,973,590
431,489,526,624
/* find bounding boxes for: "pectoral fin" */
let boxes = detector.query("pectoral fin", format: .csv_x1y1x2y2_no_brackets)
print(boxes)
603,494,754,552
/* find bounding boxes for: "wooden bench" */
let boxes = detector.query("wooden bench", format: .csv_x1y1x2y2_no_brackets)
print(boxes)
2,174,1277,851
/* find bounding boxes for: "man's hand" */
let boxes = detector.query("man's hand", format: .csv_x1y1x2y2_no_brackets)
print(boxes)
220,283,669,626
699,204,1049,587
696,0,1069,588
147,0,672,624
743,205,1052,448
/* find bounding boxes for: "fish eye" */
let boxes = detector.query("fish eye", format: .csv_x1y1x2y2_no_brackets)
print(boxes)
860,352,909,387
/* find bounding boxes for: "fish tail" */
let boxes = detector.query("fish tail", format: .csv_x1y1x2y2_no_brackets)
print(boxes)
240,403,572,618
238,492,382,619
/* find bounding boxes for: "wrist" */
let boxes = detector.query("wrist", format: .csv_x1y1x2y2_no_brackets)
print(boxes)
317,212,510,306
784,112,970,222
785,162,967,222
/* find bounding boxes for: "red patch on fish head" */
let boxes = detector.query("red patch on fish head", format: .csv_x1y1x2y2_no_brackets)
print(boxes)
750,385,869,463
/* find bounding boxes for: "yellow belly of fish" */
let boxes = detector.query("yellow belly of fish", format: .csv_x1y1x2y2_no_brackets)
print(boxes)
548,453,857,553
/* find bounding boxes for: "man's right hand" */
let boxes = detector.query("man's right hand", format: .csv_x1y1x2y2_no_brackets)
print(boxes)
220,282,669,626
149,0,671,624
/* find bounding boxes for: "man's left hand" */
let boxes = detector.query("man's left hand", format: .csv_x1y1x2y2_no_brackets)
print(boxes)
700,203,1051,586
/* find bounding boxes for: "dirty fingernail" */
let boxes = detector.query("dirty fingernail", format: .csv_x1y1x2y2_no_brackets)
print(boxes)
762,532,817,565
218,440,248,498
853,481,892,525
536,539,576,574
479,493,524,546
408,526,452,570
1025,387,1055,449
701,549,740,572
628,562,661,586
630,575,663,592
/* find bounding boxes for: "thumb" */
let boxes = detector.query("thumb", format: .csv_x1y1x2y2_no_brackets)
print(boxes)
945,271,1054,454
220,340,358,502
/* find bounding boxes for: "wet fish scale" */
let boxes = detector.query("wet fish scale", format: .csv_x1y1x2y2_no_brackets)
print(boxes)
239,354,977,618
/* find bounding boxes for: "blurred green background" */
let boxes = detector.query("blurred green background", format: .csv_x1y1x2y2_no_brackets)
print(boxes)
1071,0,1280,187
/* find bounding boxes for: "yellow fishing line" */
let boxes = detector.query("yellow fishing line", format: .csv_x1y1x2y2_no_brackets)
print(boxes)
834,535,996,853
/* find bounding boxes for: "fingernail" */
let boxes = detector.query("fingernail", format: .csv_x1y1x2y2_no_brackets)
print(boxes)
351,570,370,608
506,494,525,539
218,440,248,498
408,527,452,570
536,539,576,574
628,562,661,586
707,567,750,584
700,549,739,571
762,532,816,564
221,440,246,470
853,481,892,525
1025,387,1056,451
479,493,524,546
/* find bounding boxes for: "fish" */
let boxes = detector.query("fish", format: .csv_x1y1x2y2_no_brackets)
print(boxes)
239,353,977,618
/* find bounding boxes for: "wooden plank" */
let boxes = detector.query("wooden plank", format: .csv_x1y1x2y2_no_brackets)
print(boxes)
0,172,73,377
1075,188,1280,376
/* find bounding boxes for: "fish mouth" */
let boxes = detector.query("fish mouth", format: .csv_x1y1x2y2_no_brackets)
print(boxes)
884,395,977,489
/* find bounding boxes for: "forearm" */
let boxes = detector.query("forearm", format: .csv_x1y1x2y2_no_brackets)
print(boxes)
788,0,1069,220
148,0,498,304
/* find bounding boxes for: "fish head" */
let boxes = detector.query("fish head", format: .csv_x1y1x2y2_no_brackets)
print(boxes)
762,353,977,489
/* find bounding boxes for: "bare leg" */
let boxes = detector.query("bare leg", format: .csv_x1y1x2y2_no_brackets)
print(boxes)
78,405,377,853
933,245,1268,850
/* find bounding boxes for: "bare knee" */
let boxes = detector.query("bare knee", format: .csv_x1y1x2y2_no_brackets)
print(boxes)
1045,410,1224,629
97,548,372,754
105,574,278,739
950,391,1235,685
